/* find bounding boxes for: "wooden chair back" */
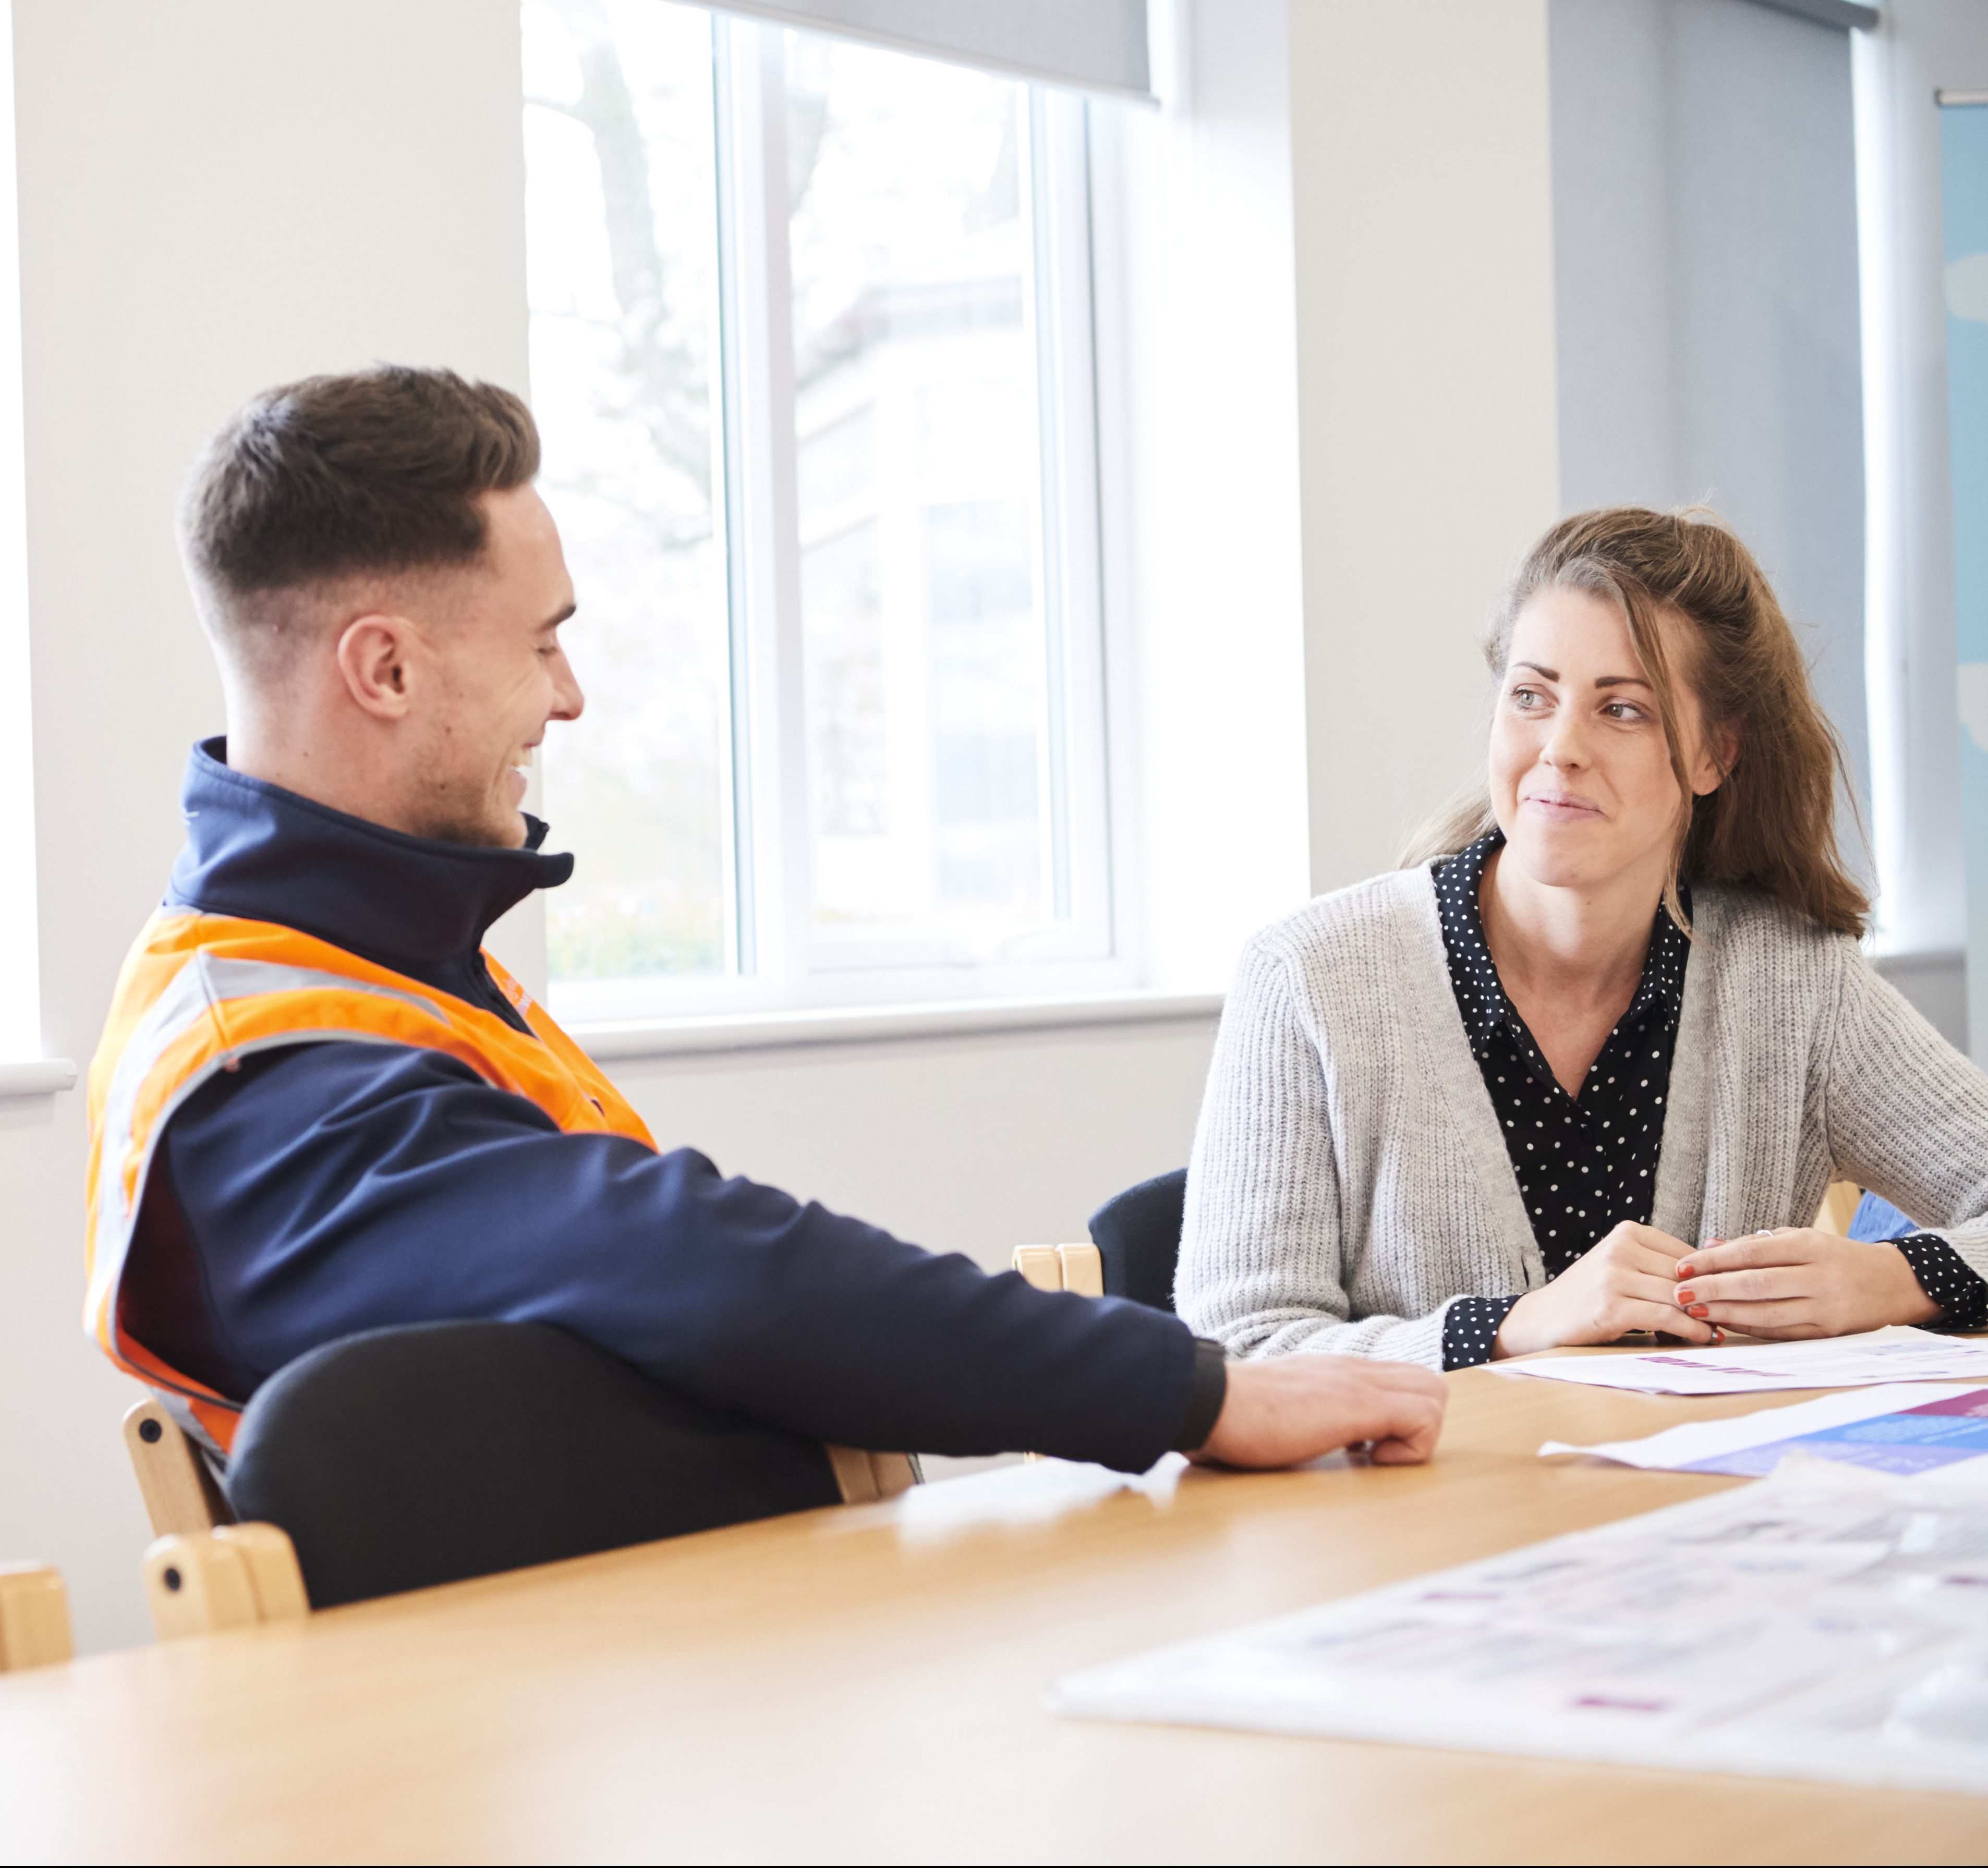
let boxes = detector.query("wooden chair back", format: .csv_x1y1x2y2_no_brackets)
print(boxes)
0,1564,74,1670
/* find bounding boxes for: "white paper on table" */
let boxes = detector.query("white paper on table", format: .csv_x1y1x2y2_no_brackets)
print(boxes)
1492,1325,1988,1394
1049,1464,1988,1797
1537,1382,1988,1479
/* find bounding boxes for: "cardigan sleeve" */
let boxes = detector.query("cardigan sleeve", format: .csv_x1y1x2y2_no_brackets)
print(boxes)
1822,947,1988,1284
1175,937,1458,1369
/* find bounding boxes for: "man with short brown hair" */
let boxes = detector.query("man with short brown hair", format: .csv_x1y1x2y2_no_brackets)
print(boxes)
87,365,1447,1474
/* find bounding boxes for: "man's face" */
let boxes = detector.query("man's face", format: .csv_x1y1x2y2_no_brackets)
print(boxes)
405,486,584,847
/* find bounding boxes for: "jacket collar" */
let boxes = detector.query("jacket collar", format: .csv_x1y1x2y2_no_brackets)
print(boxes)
166,737,573,970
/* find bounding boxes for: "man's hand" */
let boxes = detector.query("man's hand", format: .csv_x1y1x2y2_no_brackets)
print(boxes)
1671,1229,1939,1340
1493,1222,1717,1359
1193,1355,1448,1469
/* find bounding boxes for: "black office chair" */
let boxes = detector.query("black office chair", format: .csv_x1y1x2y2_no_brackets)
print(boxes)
224,1321,845,1609
1087,1168,1187,1313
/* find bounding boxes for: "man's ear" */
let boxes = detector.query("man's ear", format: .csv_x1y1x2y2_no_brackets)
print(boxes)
335,614,417,721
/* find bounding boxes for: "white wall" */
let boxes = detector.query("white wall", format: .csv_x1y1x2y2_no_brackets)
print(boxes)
1287,1,1564,892
609,1017,1217,1268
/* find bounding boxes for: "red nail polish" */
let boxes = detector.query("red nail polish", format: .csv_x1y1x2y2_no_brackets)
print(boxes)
1688,1305,1709,1318
1677,1289,1695,1304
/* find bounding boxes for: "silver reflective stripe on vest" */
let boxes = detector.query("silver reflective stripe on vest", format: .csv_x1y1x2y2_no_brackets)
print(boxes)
86,951,454,1332
153,1382,233,1456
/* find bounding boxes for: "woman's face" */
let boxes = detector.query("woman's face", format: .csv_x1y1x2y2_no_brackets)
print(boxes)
1488,584,1724,896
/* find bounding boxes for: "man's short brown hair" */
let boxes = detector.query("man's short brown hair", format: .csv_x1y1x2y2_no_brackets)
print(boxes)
180,365,540,647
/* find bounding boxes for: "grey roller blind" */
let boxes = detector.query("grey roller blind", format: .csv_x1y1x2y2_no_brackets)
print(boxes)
709,0,1151,100
1549,0,1870,855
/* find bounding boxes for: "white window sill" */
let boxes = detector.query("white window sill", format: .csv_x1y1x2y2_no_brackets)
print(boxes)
576,990,1225,1062
0,1059,78,1099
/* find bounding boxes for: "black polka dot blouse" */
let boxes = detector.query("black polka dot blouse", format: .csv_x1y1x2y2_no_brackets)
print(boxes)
1432,833,1985,1369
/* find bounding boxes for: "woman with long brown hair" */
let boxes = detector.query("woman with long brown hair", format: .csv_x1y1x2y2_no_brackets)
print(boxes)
1176,507,1988,1368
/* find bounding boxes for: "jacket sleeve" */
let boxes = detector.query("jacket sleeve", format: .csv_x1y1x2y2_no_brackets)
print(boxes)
1175,938,1456,1369
1823,948,1988,1283
149,1040,1200,1473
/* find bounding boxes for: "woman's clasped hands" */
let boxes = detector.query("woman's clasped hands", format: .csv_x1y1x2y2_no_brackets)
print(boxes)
1492,1221,1717,1358
1670,1228,1938,1340
1491,1218,1940,1358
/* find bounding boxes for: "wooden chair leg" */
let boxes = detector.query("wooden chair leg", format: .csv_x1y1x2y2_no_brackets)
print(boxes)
143,1524,308,1641
0,1565,74,1671
123,1399,232,1538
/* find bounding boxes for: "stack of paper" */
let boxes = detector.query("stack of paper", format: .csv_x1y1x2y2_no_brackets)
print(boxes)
1493,1324,1988,1394
1050,1465,1988,1795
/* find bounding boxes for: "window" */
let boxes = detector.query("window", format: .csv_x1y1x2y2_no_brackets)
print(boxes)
523,0,1112,1026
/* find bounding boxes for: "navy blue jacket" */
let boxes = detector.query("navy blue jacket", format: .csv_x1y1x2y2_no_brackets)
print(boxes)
117,741,1206,1473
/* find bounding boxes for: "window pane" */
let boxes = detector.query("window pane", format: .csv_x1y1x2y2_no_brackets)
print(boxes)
524,0,730,994
784,34,1055,957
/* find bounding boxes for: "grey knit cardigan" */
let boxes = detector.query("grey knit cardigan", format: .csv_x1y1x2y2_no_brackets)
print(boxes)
1175,865,1988,1369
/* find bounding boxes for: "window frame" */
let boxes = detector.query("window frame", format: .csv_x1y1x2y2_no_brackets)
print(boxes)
541,7,1128,1030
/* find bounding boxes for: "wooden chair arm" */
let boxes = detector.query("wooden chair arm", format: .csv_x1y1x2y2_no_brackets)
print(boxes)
825,1448,920,1503
123,1398,233,1538
1012,1242,1103,1295
142,1524,309,1641
0,1564,73,1670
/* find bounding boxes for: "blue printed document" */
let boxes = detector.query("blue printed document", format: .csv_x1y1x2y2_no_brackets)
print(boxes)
1538,1383,1988,1481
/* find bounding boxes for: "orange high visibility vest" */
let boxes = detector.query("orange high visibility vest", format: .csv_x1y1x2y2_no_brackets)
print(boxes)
84,910,657,1453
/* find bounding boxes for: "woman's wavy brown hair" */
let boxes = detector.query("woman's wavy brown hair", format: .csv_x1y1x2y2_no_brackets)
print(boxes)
1401,505,1869,938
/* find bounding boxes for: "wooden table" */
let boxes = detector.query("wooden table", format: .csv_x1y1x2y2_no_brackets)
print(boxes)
3,1361,1984,1865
